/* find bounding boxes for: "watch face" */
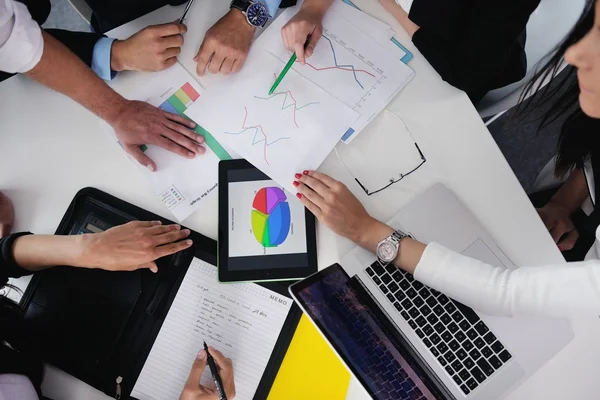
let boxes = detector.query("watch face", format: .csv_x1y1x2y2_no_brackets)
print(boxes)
377,241,397,263
246,3,269,27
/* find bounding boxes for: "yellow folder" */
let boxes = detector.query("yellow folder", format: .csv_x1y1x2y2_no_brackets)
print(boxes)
268,314,351,400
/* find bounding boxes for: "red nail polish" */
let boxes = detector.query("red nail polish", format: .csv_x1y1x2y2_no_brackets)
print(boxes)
294,173,302,179
558,245,564,252
293,181,299,187
296,193,302,199
303,170,309,175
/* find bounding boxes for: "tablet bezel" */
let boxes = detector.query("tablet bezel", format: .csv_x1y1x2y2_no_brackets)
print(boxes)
218,159,318,283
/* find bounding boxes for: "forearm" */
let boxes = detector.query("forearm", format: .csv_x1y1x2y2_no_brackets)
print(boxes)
24,31,126,124
11,235,88,272
379,1,419,37
548,168,588,213
300,0,334,18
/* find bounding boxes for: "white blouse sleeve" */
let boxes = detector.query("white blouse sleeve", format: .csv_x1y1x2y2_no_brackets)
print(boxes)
0,0,43,73
414,242,600,318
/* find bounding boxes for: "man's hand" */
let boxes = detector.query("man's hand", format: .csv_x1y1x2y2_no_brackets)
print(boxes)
180,347,236,400
109,100,205,171
111,23,187,72
79,221,192,272
281,1,332,64
194,9,254,76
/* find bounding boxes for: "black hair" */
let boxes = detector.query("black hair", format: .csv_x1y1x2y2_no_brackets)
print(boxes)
514,0,600,176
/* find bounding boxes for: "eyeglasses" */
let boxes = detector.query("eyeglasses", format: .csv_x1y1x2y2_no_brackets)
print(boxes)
335,111,427,196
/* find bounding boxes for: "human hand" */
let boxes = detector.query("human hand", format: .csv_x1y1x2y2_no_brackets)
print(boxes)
537,201,579,251
293,170,381,244
179,347,236,400
111,23,187,72
79,221,192,272
194,10,254,76
281,3,328,64
109,100,205,171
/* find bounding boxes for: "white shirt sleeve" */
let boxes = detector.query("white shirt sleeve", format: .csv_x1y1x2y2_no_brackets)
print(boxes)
414,241,600,318
0,0,43,73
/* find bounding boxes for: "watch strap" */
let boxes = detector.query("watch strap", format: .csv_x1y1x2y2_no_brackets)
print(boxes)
230,0,250,12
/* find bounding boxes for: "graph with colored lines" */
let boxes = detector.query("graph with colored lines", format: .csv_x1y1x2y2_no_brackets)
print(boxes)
251,187,291,247
259,6,415,143
225,107,290,165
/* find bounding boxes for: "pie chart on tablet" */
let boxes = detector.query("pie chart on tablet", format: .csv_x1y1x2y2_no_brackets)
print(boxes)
251,187,291,247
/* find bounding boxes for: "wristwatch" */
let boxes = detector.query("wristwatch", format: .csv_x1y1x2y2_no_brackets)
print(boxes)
230,0,270,28
376,230,408,266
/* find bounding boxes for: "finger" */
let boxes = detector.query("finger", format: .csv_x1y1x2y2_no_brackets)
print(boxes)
165,121,203,144
163,110,197,129
294,40,306,64
124,144,157,172
129,220,162,228
154,228,191,246
145,223,180,235
296,182,326,209
161,33,184,49
153,22,186,37
163,123,206,154
163,47,182,59
153,135,196,158
195,44,214,76
549,226,569,244
281,28,291,52
303,170,338,188
297,192,322,218
208,53,225,74
305,27,322,58
231,58,242,73
220,57,234,75
558,229,579,251
163,56,178,69
154,239,193,258
184,349,208,389
145,261,159,273
207,347,232,370
297,173,330,198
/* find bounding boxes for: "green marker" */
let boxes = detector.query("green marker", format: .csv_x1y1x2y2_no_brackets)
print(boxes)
269,53,297,95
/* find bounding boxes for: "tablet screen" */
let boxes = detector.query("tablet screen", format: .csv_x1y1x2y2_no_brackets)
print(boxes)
227,167,308,272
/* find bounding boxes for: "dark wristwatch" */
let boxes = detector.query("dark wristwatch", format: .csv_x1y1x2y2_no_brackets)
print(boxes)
230,0,270,28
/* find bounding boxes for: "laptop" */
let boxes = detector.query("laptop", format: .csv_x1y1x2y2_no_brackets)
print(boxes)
289,183,573,399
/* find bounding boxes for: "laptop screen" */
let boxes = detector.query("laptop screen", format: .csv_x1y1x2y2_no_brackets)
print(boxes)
295,266,444,400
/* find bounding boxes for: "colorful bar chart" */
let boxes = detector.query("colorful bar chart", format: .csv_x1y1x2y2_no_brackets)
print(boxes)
155,83,231,160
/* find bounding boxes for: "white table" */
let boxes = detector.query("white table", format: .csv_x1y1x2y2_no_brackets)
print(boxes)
2,0,600,399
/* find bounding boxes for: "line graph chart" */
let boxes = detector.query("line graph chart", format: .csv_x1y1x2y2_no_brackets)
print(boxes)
305,35,376,90
254,77,320,127
225,107,290,165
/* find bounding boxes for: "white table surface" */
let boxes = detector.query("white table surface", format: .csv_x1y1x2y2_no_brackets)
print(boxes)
2,0,600,399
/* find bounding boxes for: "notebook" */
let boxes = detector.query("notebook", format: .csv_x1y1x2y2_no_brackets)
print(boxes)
131,257,293,400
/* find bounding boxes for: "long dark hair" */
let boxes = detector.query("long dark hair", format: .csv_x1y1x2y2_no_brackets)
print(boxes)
514,0,600,176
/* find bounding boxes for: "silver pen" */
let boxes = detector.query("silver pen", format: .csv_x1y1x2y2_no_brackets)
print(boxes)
178,0,196,24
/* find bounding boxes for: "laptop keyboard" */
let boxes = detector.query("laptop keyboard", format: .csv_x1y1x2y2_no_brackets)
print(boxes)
334,289,429,400
365,261,512,396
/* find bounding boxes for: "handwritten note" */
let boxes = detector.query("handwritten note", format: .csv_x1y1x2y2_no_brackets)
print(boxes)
131,257,293,400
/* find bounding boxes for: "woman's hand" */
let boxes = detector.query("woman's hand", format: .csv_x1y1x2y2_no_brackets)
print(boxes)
281,0,332,64
180,347,236,400
79,221,192,272
537,202,579,251
293,170,385,246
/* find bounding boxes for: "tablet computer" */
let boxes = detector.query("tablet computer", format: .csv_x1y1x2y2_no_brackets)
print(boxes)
218,159,318,283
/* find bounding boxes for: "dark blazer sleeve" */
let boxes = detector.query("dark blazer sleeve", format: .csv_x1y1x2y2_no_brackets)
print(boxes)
45,29,105,67
409,0,541,102
0,233,34,287
279,0,297,8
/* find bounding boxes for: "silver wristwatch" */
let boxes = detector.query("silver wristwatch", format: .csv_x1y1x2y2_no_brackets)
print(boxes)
376,230,408,266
